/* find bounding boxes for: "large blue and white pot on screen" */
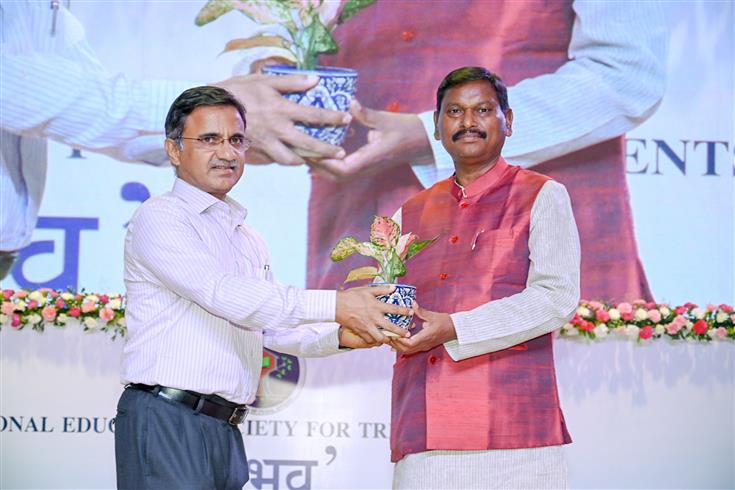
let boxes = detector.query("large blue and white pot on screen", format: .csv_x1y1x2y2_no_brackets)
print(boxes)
261,64,357,146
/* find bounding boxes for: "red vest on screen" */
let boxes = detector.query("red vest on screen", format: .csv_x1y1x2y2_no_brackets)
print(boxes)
391,158,572,462
311,0,652,303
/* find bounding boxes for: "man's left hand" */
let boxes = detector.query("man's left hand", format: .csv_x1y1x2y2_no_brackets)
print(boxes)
390,303,457,355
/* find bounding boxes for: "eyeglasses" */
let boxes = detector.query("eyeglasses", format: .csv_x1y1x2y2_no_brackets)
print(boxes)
177,135,251,152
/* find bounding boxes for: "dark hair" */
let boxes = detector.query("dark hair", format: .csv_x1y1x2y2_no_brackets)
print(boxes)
436,67,509,112
164,86,247,141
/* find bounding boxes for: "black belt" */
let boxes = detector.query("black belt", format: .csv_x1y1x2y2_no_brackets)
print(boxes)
127,384,249,425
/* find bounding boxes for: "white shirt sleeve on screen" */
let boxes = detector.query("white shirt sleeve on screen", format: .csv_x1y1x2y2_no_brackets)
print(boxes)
443,180,581,361
0,2,194,165
411,0,669,187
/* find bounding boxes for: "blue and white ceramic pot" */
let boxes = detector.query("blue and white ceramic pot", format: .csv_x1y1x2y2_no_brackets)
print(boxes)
371,283,416,330
261,64,358,146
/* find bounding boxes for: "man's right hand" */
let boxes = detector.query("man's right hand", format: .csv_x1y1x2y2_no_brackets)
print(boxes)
336,285,412,344
214,74,351,166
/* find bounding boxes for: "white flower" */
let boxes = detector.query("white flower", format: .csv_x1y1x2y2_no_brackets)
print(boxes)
61,292,74,301
608,308,621,321
707,329,716,339
108,298,122,310
716,312,728,323
0,314,8,325
29,291,45,303
593,324,609,338
83,317,98,330
691,308,705,319
16,300,26,311
634,309,648,321
685,320,693,330
57,314,68,325
626,324,640,339
655,325,665,336
27,314,42,325
85,294,99,304
577,306,592,318
659,306,671,317
564,326,579,336
117,317,127,327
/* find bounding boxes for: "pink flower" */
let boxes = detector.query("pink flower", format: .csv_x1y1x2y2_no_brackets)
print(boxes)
42,305,57,322
588,300,603,310
13,290,28,299
644,302,656,309
1,301,16,315
99,295,110,304
27,300,38,309
50,291,59,298
647,309,661,323
580,321,595,332
617,302,633,315
81,301,97,313
715,327,728,338
674,306,687,315
684,302,698,309
639,325,654,340
693,320,709,335
55,298,66,309
706,303,717,312
621,312,634,322
595,309,610,322
68,307,81,318
370,216,400,248
632,299,646,306
11,314,21,328
666,323,683,335
2,289,13,300
719,304,733,313
99,308,115,322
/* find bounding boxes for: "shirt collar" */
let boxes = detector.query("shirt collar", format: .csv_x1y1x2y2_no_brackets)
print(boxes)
171,178,248,223
450,156,509,201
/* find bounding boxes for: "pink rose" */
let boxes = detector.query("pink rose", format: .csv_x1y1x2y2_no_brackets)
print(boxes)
1,301,16,315
632,299,646,306
81,301,97,313
684,302,698,309
617,302,633,315
693,320,709,335
621,312,634,321
99,308,115,322
644,302,656,309
2,289,13,300
639,325,654,340
581,321,595,332
706,303,717,312
666,323,682,335
50,291,59,298
14,290,28,299
55,298,66,309
68,307,81,318
100,295,110,304
674,306,687,315
719,304,733,313
588,300,603,310
42,305,57,322
647,310,661,323
11,314,21,328
595,309,610,322
715,327,728,338
27,300,38,310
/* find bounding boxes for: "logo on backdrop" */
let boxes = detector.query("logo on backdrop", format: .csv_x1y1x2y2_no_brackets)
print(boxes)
250,348,304,415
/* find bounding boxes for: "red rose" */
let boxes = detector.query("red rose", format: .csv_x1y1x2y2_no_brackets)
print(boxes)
55,298,66,309
100,295,110,304
595,310,610,322
581,321,595,332
693,320,708,335
11,314,21,328
674,306,687,315
639,325,654,340
69,307,81,318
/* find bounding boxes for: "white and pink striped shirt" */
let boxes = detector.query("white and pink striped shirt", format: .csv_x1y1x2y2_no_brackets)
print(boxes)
121,179,340,404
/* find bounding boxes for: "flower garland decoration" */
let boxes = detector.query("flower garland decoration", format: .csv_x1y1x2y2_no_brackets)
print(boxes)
1,288,126,340
1,289,733,343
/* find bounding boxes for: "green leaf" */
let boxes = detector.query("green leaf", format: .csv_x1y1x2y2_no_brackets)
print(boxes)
381,250,406,284
330,236,360,262
338,0,376,23
298,16,338,69
344,266,380,283
405,236,438,261
195,0,237,26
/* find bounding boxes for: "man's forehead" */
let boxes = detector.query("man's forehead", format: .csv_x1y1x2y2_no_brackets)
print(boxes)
443,80,499,104
186,105,245,130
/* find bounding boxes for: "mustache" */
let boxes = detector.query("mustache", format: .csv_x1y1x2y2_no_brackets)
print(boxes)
210,158,238,169
452,128,487,141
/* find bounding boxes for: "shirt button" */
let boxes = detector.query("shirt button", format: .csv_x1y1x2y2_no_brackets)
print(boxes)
449,235,459,243
428,356,438,364
439,273,448,280
460,202,469,209
386,101,401,112
401,30,416,41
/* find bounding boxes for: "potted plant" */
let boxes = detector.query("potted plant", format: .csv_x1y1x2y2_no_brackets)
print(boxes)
330,216,436,330
195,0,376,146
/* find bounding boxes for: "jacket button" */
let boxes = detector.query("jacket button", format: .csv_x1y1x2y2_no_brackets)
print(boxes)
401,30,416,41
449,235,459,243
386,101,401,112
428,356,438,364
439,273,448,280
460,202,469,209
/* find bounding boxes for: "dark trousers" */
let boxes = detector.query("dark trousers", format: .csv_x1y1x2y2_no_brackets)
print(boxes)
115,387,249,490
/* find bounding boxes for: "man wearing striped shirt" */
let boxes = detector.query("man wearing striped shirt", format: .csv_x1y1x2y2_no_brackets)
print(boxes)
387,67,581,489
114,86,409,490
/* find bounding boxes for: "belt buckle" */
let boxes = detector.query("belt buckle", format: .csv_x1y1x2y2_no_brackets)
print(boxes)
228,406,248,425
